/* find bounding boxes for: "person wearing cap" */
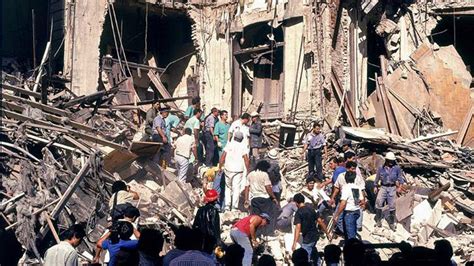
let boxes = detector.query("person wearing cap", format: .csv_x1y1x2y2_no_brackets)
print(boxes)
263,148,282,200
249,111,263,164
374,152,405,230
301,123,327,181
219,131,250,211
213,110,231,158
230,213,270,265
243,160,279,235
144,103,160,141
203,107,219,166
152,106,171,166
292,193,328,262
228,113,251,148
193,189,221,246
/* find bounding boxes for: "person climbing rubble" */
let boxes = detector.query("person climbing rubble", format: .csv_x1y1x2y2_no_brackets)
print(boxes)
219,131,250,211
173,127,198,183
301,123,328,181
230,213,271,265
374,152,405,231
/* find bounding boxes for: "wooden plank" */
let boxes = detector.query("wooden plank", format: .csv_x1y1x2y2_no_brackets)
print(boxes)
330,67,358,127
408,130,458,144
456,104,474,145
103,148,138,172
1,83,42,98
148,57,180,110
2,92,71,116
130,141,161,157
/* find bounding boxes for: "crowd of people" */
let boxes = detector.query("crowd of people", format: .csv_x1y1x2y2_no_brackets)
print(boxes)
43,96,460,265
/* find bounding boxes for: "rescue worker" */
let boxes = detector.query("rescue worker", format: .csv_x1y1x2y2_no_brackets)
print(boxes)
203,107,219,166
143,103,160,141
213,110,231,158
301,123,327,181
374,152,405,231
151,106,170,166
249,111,262,165
193,189,221,246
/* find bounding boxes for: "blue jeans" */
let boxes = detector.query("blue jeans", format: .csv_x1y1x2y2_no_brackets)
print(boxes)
301,242,316,261
343,210,360,239
335,203,344,233
230,229,252,266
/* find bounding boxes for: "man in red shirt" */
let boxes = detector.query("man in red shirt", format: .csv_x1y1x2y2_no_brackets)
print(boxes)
229,213,270,265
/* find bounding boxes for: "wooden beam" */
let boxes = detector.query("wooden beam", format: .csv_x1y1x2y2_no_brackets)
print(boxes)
456,104,474,145
148,57,180,111
330,67,358,127
407,130,458,144
1,83,42,99
2,92,71,117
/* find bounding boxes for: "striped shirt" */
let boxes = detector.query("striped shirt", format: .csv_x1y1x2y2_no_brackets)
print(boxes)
169,250,214,266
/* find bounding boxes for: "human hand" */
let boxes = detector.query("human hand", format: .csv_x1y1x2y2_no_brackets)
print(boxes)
244,200,250,209
93,256,100,264
292,242,297,251
252,239,259,248
374,186,378,194
217,142,222,148
328,199,335,208
163,137,168,144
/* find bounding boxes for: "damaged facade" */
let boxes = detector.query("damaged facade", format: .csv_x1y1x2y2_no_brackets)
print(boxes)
1,0,474,264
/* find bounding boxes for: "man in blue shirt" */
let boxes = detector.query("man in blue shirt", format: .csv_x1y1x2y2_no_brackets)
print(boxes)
96,221,140,266
165,112,180,143
301,123,328,181
330,156,346,184
374,152,405,231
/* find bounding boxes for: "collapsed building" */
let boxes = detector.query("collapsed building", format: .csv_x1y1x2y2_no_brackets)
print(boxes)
1,0,473,264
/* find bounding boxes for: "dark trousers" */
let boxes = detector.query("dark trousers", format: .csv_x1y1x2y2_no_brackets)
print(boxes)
307,148,323,180
152,134,171,165
203,131,215,167
251,197,276,236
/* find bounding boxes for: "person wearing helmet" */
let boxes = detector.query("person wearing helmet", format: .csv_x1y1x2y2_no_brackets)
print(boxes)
193,189,221,246
374,152,405,230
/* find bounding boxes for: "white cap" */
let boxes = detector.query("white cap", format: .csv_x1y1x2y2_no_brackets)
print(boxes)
267,149,279,160
250,111,260,117
385,152,396,161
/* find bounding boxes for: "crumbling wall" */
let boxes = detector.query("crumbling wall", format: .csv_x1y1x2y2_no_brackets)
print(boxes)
64,0,108,96
187,7,233,114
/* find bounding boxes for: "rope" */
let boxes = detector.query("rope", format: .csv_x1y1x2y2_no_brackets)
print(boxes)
109,1,132,76
107,1,126,77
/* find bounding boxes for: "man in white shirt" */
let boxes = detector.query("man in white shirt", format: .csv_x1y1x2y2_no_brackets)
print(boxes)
174,128,198,183
228,113,251,148
244,160,279,234
333,171,366,240
329,161,365,235
219,131,250,211
44,224,86,266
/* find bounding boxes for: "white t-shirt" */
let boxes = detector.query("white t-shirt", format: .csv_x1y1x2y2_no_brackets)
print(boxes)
248,170,272,200
174,134,195,159
224,141,249,172
228,119,250,147
334,171,365,190
341,183,364,211
43,241,78,266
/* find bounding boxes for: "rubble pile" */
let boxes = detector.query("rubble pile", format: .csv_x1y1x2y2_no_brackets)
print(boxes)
0,72,198,261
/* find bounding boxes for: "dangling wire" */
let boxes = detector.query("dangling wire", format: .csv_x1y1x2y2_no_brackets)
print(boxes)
144,2,148,64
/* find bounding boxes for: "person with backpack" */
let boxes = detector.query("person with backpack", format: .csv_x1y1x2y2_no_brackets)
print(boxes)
109,181,139,217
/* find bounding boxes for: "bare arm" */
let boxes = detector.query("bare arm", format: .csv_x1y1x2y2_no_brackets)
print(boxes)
330,187,340,202
292,223,301,250
249,216,262,243
157,127,167,143
317,217,328,235
243,154,250,173
334,200,346,218
219,152,227,170
265,185,277,202
94,231,111,262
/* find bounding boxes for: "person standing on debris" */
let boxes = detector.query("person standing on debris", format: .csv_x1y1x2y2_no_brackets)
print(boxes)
230,213,271,265
184,96,201,120
219,131,250,211
333,170,366,240
144,103,160,141
43,224,86,266
174,128,198,183
203,107,219,166
214,110,230,158
165,110,181,143
185,108,203,162
193,189,221,246
152,105,171,167
301,123,327,181
263,148,282,201
108,180,139,211
244,160,279,234
374,152,405,231
228,112,251,148
276,197,298,232
329,161,365,235
249,111,263,164
292,193,328,262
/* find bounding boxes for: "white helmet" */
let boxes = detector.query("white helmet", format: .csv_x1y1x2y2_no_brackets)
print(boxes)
385,152,396,161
